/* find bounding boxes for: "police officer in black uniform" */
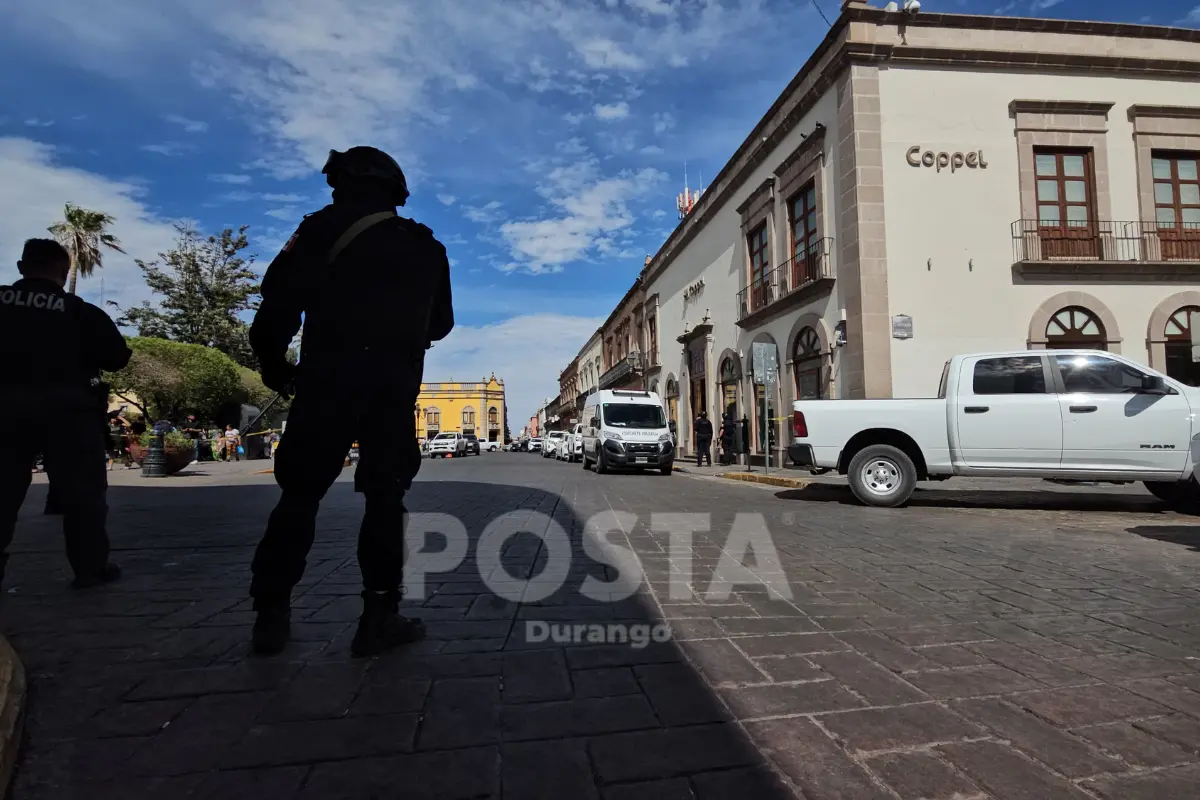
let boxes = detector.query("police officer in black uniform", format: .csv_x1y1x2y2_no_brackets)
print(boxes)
248,146,454,657
0,239,131,589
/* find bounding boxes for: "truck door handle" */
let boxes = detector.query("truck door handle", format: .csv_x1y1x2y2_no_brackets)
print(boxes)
964,406,989,414
1069,405,1098,413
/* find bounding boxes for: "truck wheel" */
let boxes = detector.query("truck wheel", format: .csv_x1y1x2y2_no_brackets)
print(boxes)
848,445,916,508
1145,479,1200,509
659,465,672,476
596,448,609,474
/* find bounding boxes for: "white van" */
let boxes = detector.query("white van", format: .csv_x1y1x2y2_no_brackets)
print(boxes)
580,389,674,475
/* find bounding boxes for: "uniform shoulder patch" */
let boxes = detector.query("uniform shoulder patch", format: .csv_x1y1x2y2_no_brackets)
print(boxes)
281,230,300,252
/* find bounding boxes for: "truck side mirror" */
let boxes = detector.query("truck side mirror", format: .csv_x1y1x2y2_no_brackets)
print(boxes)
1141,375,1167,394
590,418,599,428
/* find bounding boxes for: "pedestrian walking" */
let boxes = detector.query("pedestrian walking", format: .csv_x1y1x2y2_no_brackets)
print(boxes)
719,411,736,466
694,410,714,467
0,239,131,589
247,146,454,657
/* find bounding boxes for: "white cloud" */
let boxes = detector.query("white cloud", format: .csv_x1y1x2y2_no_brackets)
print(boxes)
140,141,196,157
260,193,307,203
563,112,585,125
576,39,646,70
652,111,675,135
24,118,55,128
1182,4,1200,24
593,101,630,121
164,113,209,133
264,207,301,221
424,312,604,426
437,193,457,205
209,173,251,184
499,157,666,274
640,145,665,155
0,137,180,312
1030,0,1063,9
626,0,674,14
463,200,505,224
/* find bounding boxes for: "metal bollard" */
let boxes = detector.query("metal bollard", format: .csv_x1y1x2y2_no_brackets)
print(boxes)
142,432,169,478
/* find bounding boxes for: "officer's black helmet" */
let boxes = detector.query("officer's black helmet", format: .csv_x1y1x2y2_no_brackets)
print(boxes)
322,146,410,206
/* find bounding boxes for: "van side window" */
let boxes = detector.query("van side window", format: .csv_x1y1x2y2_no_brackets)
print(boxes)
971,356,1046,395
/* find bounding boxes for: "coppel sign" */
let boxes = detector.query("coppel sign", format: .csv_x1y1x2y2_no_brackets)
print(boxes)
907,146,988,173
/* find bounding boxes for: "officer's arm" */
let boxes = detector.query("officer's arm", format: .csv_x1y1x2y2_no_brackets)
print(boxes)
88,305,133,372
427,241,454,344
250,223,312,366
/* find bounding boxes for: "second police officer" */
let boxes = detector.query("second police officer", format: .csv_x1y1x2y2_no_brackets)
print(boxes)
247,146,454,657
0,239,132,590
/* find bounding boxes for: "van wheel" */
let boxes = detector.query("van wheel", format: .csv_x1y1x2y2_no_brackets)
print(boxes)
847,445,916,508
596,449,609,474
582,450,591,470
659,465,672,475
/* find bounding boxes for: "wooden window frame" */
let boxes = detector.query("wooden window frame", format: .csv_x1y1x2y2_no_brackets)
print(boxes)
787,182,819,289
1152,151,1200,260
1033,148,1099,259
747,223,770,313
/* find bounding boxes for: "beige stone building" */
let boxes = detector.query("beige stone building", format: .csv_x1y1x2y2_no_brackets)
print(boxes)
560,4,1200,463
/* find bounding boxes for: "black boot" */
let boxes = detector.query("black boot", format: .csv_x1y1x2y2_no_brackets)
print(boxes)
252,598,291,656
71,562,121,589
351,590,425,658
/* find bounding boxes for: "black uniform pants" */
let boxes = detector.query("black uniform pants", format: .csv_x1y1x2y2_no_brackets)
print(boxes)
696,437,712,467
0,411,110,582
250,382,423,601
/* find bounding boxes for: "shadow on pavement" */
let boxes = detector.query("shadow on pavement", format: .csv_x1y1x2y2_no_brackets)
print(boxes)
1126,524,1200,553
774,482,1170,514
1,478,795,799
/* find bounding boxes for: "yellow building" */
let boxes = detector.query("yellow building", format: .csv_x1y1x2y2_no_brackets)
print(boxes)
415,374,507,443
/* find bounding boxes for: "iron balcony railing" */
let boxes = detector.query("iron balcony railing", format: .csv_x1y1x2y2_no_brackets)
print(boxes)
598,351,644,390
736,237,834,321
1012,219,1200,263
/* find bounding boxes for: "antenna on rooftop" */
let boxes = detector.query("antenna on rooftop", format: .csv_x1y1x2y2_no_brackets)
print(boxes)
676,160,703,219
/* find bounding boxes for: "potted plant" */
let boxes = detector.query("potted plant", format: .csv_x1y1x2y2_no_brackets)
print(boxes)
129,430,196,475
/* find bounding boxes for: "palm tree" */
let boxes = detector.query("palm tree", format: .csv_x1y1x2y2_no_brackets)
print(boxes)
48,203,126,295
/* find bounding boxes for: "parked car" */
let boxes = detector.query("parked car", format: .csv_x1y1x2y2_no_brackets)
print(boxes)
580,389,674,475
427,431,468,458
464,433,481,455
789,350,1200,508
480,439,502,452
561,424,584,462
528,438,543,453
542,430,566,458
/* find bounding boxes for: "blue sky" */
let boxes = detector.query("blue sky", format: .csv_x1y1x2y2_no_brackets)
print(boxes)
1,0,1197,423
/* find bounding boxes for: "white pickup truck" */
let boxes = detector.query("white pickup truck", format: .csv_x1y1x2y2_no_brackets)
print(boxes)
789,349,1199,507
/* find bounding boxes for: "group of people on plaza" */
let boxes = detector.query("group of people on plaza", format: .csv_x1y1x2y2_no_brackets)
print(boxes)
0,145,453,661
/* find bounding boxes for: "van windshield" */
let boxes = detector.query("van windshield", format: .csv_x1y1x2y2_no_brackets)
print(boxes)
602,403,665,429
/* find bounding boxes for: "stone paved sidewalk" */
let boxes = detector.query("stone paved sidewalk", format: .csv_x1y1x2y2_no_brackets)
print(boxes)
3,456,1200,798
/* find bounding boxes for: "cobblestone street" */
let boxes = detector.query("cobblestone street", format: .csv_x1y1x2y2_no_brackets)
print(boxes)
3,454,1200,798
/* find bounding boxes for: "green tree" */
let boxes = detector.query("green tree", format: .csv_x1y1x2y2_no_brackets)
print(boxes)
112,223,261,369
105,337,242,423
48,203,126,295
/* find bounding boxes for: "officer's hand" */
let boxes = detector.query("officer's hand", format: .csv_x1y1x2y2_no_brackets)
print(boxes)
262,361,297,398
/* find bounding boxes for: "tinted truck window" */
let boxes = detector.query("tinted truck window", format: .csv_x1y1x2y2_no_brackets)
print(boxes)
972,356,1046,395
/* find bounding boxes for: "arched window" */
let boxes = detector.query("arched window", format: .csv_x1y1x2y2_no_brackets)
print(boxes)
1045,306,1106,350
488,406,499,425
793,327,823,400
1165,306,1200,386
462,407,476,427
426,408,440,428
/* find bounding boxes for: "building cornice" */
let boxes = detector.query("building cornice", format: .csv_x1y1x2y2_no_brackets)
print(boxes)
1009,100,1114,116
1128,104,1200,120
773,122,827,177
735,177,776,216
